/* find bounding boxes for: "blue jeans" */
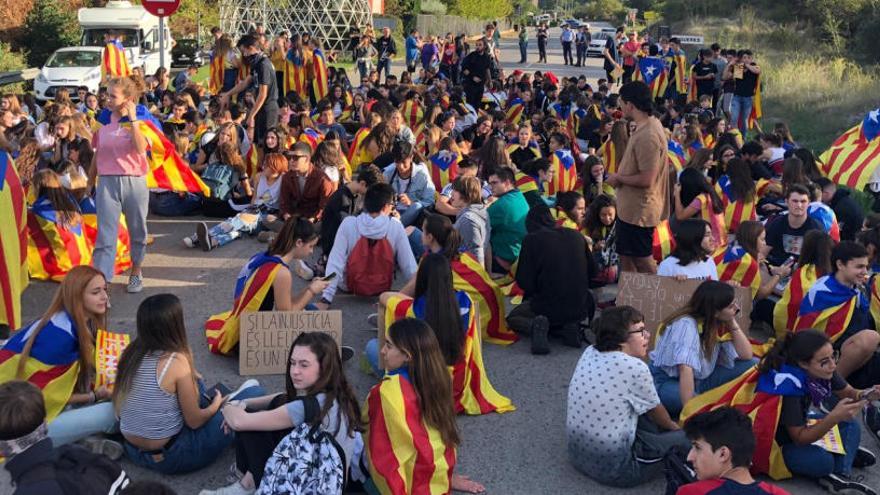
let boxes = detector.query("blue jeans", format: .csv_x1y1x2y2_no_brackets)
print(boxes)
407,227,426,260
204,212,263,248
377,58,391,81
782,418,860,478
365,338,382,376
397,202,424,228
150,191,202,216
223,68,239,92
124,382,265,475
48,402,118,446
519,41,528,62
651,358,758,417
730,95,754,135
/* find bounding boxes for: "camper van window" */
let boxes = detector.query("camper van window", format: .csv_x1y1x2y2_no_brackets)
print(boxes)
82,28,139,48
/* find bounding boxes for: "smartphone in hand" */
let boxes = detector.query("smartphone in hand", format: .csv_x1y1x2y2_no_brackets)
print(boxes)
322,272,337,281
202,382,232,402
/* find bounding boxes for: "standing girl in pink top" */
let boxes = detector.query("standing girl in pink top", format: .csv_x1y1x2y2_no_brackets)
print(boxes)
89,77,150,293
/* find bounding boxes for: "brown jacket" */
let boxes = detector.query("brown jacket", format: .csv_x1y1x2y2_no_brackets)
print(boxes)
279,165,335,220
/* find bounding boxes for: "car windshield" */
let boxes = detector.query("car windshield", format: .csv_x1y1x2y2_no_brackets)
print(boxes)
176,39,197,50
592,32,609,41
45,51,102,68
82,29,139,47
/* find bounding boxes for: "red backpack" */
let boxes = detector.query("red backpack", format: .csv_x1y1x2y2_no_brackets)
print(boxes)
346,236,394,296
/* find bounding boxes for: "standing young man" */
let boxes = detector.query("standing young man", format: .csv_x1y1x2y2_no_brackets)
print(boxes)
461,38,493,109
692,48,718,100
724,49,761,135
405,29,421,73
560,25,574,66
221,34,278,144
375,27,397,83
518,24,529,64
603,27,624,85
536,23,549,63
575,25,591,67
606,82,669,273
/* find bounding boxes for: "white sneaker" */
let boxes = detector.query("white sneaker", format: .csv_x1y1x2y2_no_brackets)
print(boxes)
183,235,198,248
227,379,260,401
198,481,255,495
126,275,143,293
294,259,314,281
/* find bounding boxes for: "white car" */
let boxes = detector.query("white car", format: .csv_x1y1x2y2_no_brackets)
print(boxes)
34,47,104,102
587,31,610,58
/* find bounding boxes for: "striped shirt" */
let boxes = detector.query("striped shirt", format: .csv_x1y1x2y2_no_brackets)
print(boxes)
119,352,184,440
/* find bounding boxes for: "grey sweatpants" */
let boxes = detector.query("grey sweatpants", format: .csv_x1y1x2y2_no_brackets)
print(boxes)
93,175,149,281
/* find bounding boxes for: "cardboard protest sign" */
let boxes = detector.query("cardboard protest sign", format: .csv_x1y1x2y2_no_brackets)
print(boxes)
616,273,751,336
239,310,342,375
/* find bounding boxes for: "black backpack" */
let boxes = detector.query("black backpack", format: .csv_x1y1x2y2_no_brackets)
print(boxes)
15,444,130,495
664,445,697,495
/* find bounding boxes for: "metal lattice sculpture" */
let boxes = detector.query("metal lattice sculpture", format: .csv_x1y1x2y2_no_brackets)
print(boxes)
219,0,374,53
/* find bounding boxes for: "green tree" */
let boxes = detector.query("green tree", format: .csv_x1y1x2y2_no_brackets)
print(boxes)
572,0,626,21
22,0,81,68
452,0,513,20
170,0,221,43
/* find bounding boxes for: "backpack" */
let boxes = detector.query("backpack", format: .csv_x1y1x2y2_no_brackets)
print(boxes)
201,163,236,202
257,396,347,495
346,236,394,296
16,444,130,495
664,445,697,495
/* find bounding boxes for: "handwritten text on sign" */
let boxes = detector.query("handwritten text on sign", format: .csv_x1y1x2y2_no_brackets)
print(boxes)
616,273,751,336
239,310,342,376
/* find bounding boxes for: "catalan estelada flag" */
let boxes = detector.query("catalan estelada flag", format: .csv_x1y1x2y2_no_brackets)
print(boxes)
514,171,539,195
495,260,524,305
548,148,577,196
807,202,840,242
208,52,224,95
549,102,576,133
384,293,515,415
364,368,456,495
427,151,460,191
79,197,131,276
102,40,131,79
652,219,676,264
792,274,864,343
119,120,210,196
716,175,757,234
0,153,27,329
714,243,760,297
400,99,423,130
451,252,517,345
299,127,324,153
599,138,619,174
0,312,83,421
668,139,686,171
244,143,260,179
205,253,287,354
27,197,90,282
94,328,129,390
680,365,792,480
348,126,371,164
506,141,541,162
686,65,698,102
672,53,688,94
312,48,329,102
505,97,525,125
773,264,817,338
284,49,308,98
633,57,668,100
693,192,728,247
820,108,880,190
869,274,880,327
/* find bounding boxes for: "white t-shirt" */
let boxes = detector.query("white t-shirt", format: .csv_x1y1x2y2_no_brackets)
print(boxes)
657,256,718,280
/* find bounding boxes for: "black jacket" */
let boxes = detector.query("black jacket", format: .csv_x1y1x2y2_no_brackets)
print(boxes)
320,184,358,254
515,227,595,325
829,188,864,241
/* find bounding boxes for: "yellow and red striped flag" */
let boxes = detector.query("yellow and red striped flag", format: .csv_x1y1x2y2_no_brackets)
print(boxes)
505,97,525,125
284,49,308,98
686,65,698,102
792,274,862,344
680,366,792,480
0,312,83,421
748,77,763,130
427,151,460,191
693,192,728,248
599,138,619,174
652,219,676,264
514,171,539,195
715,175,757,235
299,128,325,153
364,370,456,495
0,153,27,329
667,139,686,171
400,99,423,130
237,58,250,85
205,253,287,354
348,126,371,165
495,260,524,305
633,57,668,100
26,197,91,282
208,52,224,95
714,243,760,297
870,274,880,327
384,293,515,415
673,53,687,94
79,197,132,276
120,120,210,196
819,107,880,191
548,148,578,196
451,252,517,345
102,40,131,79
95,329,130,390
312,48,329,102
772,264,817,338
506,141,541,162
244,143,260,179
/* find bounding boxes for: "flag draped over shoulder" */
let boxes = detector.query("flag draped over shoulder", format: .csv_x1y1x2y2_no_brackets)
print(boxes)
667,140,686,171
0,154,27,328
27,197,91,282
102,40,131,78
633,57,668,100
549,103,576,133
299,128,325,153
348,127,371,165
79,197,132,276
284,49,308,98
792,274,863,343
400,100,423,130
427,151,460,191
687,65,698,102
600,138,619,175
451,253,517,345
773,264,817,338
0,312,82,421
364,369,456,495
117,120,210,196
548,148,578,196
673,53,688,94
312,48,329,102
680,365,792,480
652,219,676,264
384,293,515,415
506,97,525,125
209,52,225,95
506,141,541,162
821,108,880,191
807,203,840,242
714,243,760,297
514,171,539,195
205,253,287,354
715,175,757,234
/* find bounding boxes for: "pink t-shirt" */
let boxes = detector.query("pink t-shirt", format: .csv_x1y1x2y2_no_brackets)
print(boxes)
94,121,149,176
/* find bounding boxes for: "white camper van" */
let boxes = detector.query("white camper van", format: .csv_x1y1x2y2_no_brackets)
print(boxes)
77,0,172,75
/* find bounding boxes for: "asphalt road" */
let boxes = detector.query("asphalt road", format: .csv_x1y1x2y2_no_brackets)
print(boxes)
4,26,879,495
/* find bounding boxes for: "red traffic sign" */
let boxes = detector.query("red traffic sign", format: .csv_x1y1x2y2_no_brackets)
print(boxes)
141,0,181,17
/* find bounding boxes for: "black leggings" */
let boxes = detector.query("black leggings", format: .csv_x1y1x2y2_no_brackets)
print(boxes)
234,395,291,485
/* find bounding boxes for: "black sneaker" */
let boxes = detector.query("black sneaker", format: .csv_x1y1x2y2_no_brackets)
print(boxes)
864,404,880,446
559,321,583,348
197,222,214,252
340,346,355,363
853,446,877,469
819,473,877,494
530,316,550,355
